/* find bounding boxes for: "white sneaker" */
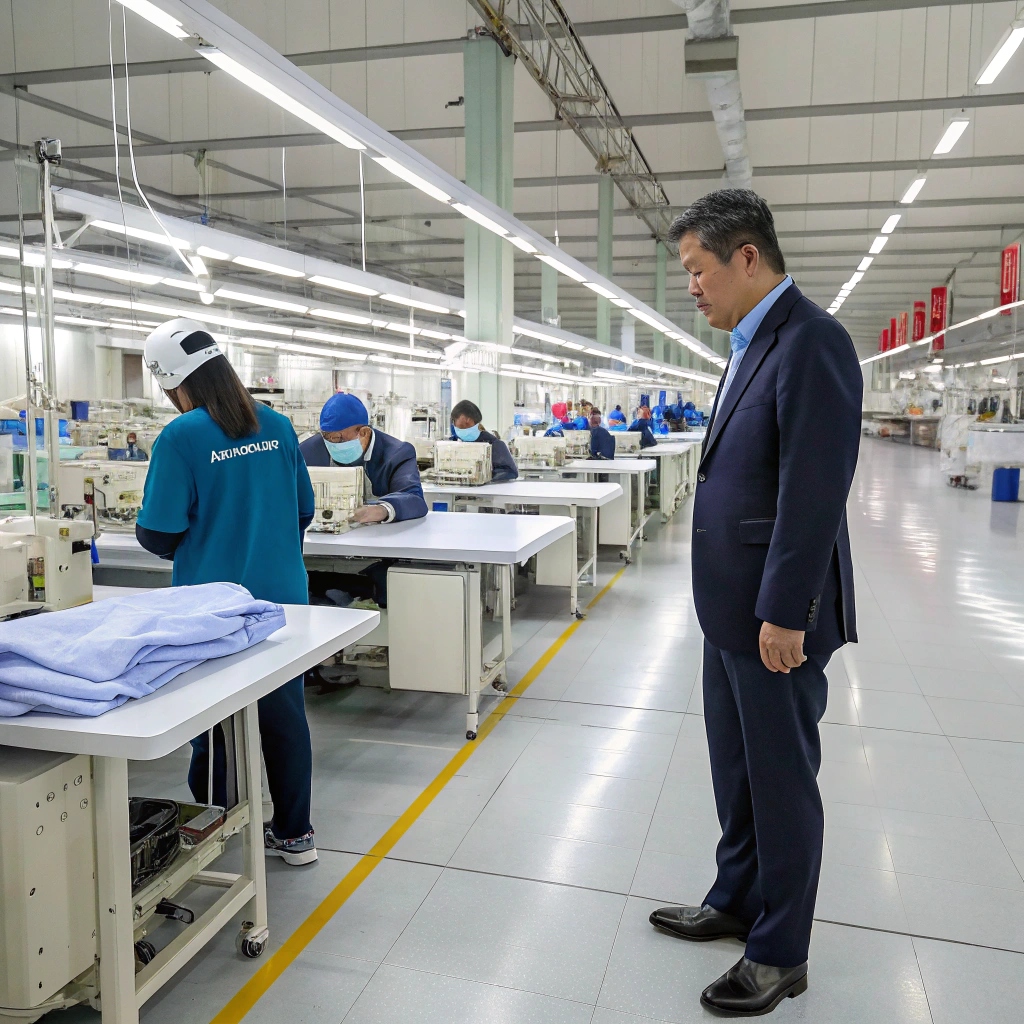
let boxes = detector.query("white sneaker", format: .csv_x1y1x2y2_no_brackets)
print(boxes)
264,826,318,865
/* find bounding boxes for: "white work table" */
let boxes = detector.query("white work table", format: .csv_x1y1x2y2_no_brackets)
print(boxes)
422,482,621,617
558,460,656,561
0,603,378,1024
626,443,701,520
94,512,575,739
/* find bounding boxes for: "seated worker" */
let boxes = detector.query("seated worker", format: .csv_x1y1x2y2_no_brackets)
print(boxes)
450,399,518,481
570,399,593,431
588,408,616,460
627,406,658,449
300,392,426,612
544,401,569,437
608,406,627,428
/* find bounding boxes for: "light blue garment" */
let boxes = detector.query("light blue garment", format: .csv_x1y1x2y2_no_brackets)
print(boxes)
324,437,364,464
453,424,482,442
0,583,285,718
718,275,793,404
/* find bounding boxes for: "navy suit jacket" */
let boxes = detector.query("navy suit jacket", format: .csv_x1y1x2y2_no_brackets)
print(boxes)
692,283,862,656
449,428,519,481
589,425,616,460
299,429,427,522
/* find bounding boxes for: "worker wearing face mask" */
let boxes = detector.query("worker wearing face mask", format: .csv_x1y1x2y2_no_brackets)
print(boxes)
299,393,426,614
449,399,519,481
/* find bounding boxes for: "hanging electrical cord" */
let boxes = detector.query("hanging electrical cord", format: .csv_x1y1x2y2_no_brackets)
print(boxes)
118,5,201,280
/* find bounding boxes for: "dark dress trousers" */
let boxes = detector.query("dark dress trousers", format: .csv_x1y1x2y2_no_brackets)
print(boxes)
692,282,862,968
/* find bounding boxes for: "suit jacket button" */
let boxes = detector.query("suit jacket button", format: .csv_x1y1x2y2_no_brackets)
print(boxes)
697,473,706,483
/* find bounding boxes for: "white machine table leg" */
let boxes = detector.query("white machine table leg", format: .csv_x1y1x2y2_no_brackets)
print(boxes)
94,756,139,1024
569,504,582,618
237,704,269,953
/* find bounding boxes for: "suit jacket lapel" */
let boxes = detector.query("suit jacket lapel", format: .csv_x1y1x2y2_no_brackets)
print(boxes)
700,283,802,466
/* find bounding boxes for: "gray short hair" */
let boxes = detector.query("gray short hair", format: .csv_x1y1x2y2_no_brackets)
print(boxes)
668,189,786,274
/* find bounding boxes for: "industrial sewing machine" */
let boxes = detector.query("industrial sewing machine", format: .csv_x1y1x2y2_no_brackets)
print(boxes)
307,466,364,532
59,461,148,530
411,438,436,470
432,441,492,486
0,517,94,618
562,430,592,460
510,435,566,468
613,432,642,455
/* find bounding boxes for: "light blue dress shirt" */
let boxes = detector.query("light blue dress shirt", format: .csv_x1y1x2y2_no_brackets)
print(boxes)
717,275,793,404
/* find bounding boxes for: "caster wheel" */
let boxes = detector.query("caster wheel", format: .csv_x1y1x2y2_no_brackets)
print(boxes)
466,730,477,740
574,610,586,620
624,558,632,566
240,937,267,959
134,940,157,965
618,551,625,560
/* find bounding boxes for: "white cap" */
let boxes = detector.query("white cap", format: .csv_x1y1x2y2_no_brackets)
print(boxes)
144,318,221,390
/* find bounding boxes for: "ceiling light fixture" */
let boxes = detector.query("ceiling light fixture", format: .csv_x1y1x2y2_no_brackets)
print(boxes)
881,214,901,234
200,48,365,150
535,254,588,284
113,0,188,39
73,262,161,285
857,257,874,272
308,274,378,297
309,307,374,326
372,156,452,204
869,236,889,254
933,117,970,155
378,293,451,315
214,287,309,314
508,236,537,254
196,245,232,261
89,219,190,250
976,22,1024,85
900,178,927,204
584,282,618,300
232,254,304,278
450,203,509,238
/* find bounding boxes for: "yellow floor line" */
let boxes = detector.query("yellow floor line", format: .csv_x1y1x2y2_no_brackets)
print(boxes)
210,566,626,1024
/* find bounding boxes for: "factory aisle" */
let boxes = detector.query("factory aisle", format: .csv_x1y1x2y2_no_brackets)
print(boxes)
63,439,1024,1024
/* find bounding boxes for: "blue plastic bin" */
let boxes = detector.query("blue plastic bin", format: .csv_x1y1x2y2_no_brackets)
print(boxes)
992,467,1020,502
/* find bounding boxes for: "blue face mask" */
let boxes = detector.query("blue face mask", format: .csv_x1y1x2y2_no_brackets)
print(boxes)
453,424,482,442
324,437,365,464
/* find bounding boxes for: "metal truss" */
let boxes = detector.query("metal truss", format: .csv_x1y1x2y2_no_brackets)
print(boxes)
466,0,675,242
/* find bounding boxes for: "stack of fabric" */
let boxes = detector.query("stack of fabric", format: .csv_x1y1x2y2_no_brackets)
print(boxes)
0,583,286,717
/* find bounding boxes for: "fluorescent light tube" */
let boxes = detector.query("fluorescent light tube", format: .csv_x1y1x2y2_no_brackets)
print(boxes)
214,288,309,314
419,329,451,341
977,24,1024,85
857,257,874,272
451,202,509,238
196,245,232,261
933,118,970,155
89,219,190,249
900,178,927,204
881,214,901,234
308,274,377,297
73,262,161,285
188,255,208,277
584,282,618,299
869,236,889,254
980,355,1010,365
378,293,451,315
508,236,537,254
849,272,865,285
296,328,442,358
373,156,452,204
627,307,668,332
611,298,633,309
113,0,188,39
161,278,206,292
309,308,373,326
535,254,588,284
200,49,365,150
232,255,305,278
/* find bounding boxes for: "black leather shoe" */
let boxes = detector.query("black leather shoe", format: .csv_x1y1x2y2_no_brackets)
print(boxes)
648,903,750,942
700,956,808,1016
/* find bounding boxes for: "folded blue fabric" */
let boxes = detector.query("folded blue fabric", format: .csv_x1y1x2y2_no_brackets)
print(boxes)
0,583,286,717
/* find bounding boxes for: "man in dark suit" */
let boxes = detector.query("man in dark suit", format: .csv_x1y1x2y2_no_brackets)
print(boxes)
649,190,862,1016
300,392,426,612
449,399,519,481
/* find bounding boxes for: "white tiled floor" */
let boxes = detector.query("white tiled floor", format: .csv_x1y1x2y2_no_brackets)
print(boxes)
52,439,1024,1022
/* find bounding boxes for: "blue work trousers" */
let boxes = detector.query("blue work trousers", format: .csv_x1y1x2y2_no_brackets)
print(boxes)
188,675,313,841
702,640,830,968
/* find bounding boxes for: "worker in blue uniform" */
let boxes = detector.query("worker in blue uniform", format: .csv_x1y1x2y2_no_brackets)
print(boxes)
299,392,427,610
136,318,318,867
588,408,616,460
449,399,518,481
628,406,658,448
608,406,627,428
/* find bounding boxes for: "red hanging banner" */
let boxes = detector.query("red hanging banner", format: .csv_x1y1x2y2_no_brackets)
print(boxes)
896,311,909,347
1000,242,1021,314
912,300,926,341
890,316,898,350
879,328,889,351
930,287,948,352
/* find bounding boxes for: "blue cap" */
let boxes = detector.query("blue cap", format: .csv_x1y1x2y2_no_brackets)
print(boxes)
320,392,369,432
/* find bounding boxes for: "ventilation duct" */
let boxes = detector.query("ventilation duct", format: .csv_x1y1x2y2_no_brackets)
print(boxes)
674,0,752,191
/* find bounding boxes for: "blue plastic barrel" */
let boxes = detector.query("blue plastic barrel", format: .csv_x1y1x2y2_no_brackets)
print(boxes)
992,467,1020,502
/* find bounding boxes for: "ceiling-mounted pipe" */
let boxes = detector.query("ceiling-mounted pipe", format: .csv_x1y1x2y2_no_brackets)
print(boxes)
673,0,753,191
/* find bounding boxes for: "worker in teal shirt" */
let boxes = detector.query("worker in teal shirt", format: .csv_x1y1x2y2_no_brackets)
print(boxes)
136,318,318,867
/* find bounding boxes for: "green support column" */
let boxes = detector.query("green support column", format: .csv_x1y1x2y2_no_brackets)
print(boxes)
464,33,514,430
653,241,667,363
597,173,614,347
541,260,558,326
